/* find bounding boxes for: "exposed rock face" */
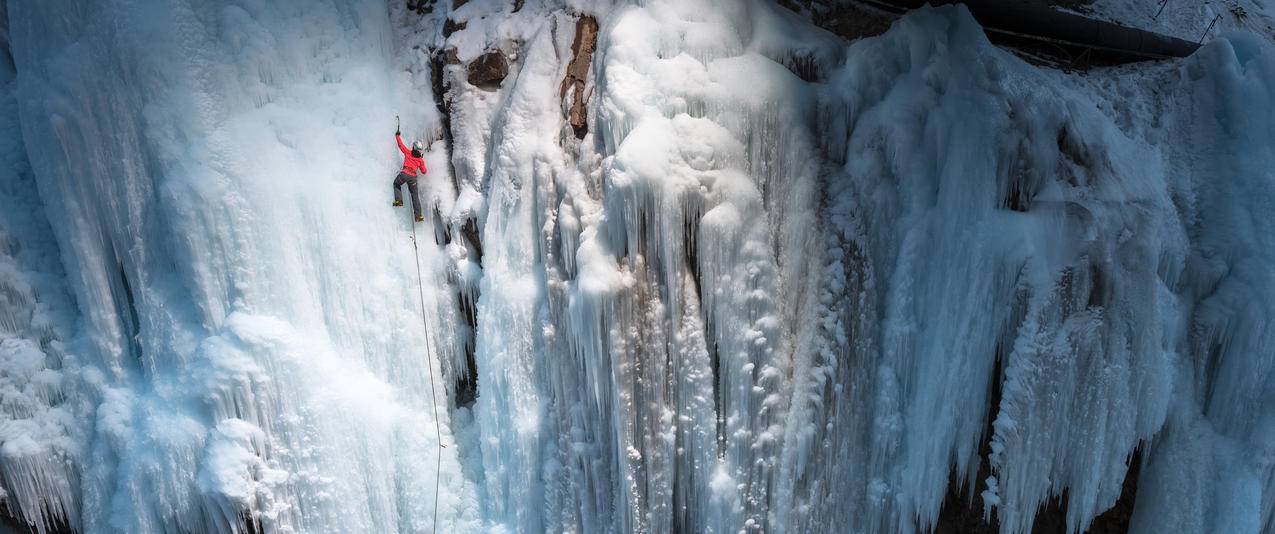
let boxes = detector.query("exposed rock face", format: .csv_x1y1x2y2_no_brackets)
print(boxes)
442,17,466,37
559,16,598,139
778,0,895,40
466,50,509,89
406,0,438,15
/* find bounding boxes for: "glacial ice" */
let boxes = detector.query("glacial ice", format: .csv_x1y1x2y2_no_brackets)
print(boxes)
0,0,1273,533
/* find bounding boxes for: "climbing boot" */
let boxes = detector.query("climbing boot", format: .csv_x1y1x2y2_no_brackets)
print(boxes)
393,200,404,207
415,215,425,222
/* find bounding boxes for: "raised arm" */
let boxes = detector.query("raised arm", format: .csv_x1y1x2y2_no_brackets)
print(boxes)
395,133,410,156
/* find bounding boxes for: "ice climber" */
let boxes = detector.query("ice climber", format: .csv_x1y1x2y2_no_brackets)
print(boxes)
392,126,428,222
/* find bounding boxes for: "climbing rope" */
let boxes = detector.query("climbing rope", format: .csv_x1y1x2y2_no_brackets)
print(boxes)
397,113,443,532
408,196,444,534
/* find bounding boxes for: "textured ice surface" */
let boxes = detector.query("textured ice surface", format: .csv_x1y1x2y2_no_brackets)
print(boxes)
1,1,477,532
1,0,1274,533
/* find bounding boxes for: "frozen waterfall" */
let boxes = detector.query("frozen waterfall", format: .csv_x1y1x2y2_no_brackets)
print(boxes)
1,1,476,532
1,0,1274,533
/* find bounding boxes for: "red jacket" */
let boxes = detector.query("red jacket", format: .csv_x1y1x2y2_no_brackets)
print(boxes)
397,134,427,177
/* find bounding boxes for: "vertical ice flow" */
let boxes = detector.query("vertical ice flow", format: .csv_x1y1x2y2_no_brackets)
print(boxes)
2,0,478,532
2,0,1275,533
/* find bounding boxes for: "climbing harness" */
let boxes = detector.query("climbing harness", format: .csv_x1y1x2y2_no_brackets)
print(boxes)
402,114,443,533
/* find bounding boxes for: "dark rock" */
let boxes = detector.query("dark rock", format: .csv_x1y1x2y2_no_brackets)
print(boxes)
559,16,599,139
462,217,483,265
405,0,437,15
780,0,895,40
442,18,467,38
466,51,509,90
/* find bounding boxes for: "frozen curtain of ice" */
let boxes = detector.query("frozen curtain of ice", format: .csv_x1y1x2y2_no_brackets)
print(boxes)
1,0,1274,533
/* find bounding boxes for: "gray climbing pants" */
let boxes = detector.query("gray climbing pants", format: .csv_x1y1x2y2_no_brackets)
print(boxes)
393,172,422,218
